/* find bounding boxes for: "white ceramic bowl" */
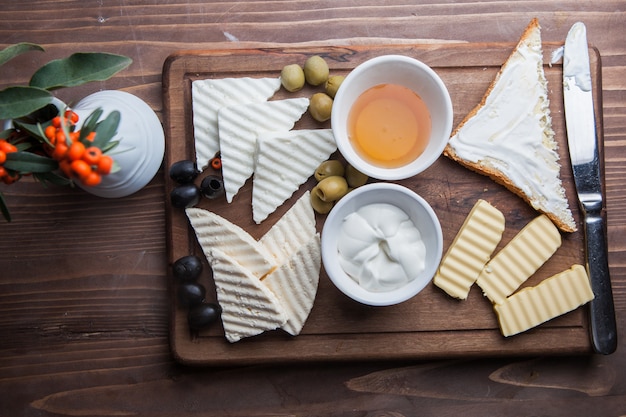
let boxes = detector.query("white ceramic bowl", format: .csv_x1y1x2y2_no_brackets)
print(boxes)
331,55,453,180
321,183,443,306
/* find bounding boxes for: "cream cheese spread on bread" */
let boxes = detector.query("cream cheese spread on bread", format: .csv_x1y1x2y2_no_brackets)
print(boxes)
445,19,576,232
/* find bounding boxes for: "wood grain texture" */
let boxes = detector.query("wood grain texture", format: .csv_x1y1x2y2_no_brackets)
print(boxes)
0,1,624,416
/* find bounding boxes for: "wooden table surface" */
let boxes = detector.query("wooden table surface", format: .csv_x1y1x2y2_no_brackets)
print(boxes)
1,1,624,416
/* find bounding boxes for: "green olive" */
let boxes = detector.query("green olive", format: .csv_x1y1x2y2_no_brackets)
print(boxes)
325,75,345,98
280,64,305,92
314,160,345,182
345,164,368,188
303,55,329,86
310,186,334,214
309,92,333,122
315,176,348,202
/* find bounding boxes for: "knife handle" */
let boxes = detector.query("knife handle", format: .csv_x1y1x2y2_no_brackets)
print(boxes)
583,207,618,354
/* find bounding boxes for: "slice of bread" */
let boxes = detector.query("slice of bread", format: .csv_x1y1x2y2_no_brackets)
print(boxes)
210,248,287,343
218,97,309,203
444,18,577,233
252,129,336,224
191,77,281,170
263,234,321,336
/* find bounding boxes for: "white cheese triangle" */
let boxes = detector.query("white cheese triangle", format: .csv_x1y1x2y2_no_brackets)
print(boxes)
211,249,287,343
218,98,310,203
191,77,281,170
252,129,337,224
185,207,276,279
263,234,321,336
444,19,576,233
259,191,317,265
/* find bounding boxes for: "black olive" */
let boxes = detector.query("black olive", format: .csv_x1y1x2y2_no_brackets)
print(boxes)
169,160,199,184
178,282,206,307
188,302,222,330
170,184,200,208
200,175,225,200
172,255,203,281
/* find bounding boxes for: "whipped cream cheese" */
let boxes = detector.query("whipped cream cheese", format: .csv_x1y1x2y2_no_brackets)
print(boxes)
337,203,426,292
447,27,571,225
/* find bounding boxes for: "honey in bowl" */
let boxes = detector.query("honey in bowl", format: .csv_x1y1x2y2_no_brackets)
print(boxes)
348,83,431,168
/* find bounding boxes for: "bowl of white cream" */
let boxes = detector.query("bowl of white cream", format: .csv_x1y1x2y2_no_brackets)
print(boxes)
321,182,443,306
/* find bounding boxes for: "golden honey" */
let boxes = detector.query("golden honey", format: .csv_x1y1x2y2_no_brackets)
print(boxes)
348,83,431,168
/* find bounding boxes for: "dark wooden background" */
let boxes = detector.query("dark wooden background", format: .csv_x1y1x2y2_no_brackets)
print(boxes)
1,1,624,416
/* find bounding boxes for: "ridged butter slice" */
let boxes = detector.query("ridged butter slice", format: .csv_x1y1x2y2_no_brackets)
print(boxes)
263,234,321,336
210,249,287,343
252,129,336,224
434,199,505,299
191,77,281,170
259,191,316,265
185,207,276,279
218,98,309,203
494,264,594,336
476,214,561,305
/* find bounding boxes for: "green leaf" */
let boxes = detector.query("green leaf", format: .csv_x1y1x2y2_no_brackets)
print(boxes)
0,86,53,120
33,171,72,187
29,53,132,90
0,43,44,67
4,151,58,173
92,110,120,148
0,191,11,222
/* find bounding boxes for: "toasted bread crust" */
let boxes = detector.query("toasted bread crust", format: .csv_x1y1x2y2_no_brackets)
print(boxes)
444,18,576,233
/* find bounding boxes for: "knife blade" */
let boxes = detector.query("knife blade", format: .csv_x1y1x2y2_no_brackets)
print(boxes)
563,22,617,355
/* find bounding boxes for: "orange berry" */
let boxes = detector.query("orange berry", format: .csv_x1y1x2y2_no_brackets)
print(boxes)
55,131,67,146
68,141,86,161
0,150,5,165
59,160,72,178
52,142,69,160
70,159,92,179
96,155,113,175
85,132,96,142
82,146,102,166
0,166,6,177
0,140,17,154
82,171,102,186
44,125,57,141
2,172,20,184
65,110,79,124
51,116,62,128
70,131,80,143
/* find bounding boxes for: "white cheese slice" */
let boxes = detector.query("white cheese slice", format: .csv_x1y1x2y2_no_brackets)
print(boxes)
259,191,317,265
185,207,276,279
191,77,281,170
263,234,321,336
211,248,287,343
218,98,309,203
252,129,337,224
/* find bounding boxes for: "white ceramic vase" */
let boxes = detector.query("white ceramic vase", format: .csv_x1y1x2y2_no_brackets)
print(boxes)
71,90,165,198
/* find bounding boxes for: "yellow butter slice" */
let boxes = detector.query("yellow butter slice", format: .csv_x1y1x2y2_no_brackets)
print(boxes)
476,214,561,305
434,199,505,299
494,264,594,336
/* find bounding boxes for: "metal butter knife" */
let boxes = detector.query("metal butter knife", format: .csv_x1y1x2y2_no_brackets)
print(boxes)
563,22,617,354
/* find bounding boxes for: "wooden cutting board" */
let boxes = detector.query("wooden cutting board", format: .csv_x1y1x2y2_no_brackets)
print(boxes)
162,42,602,365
